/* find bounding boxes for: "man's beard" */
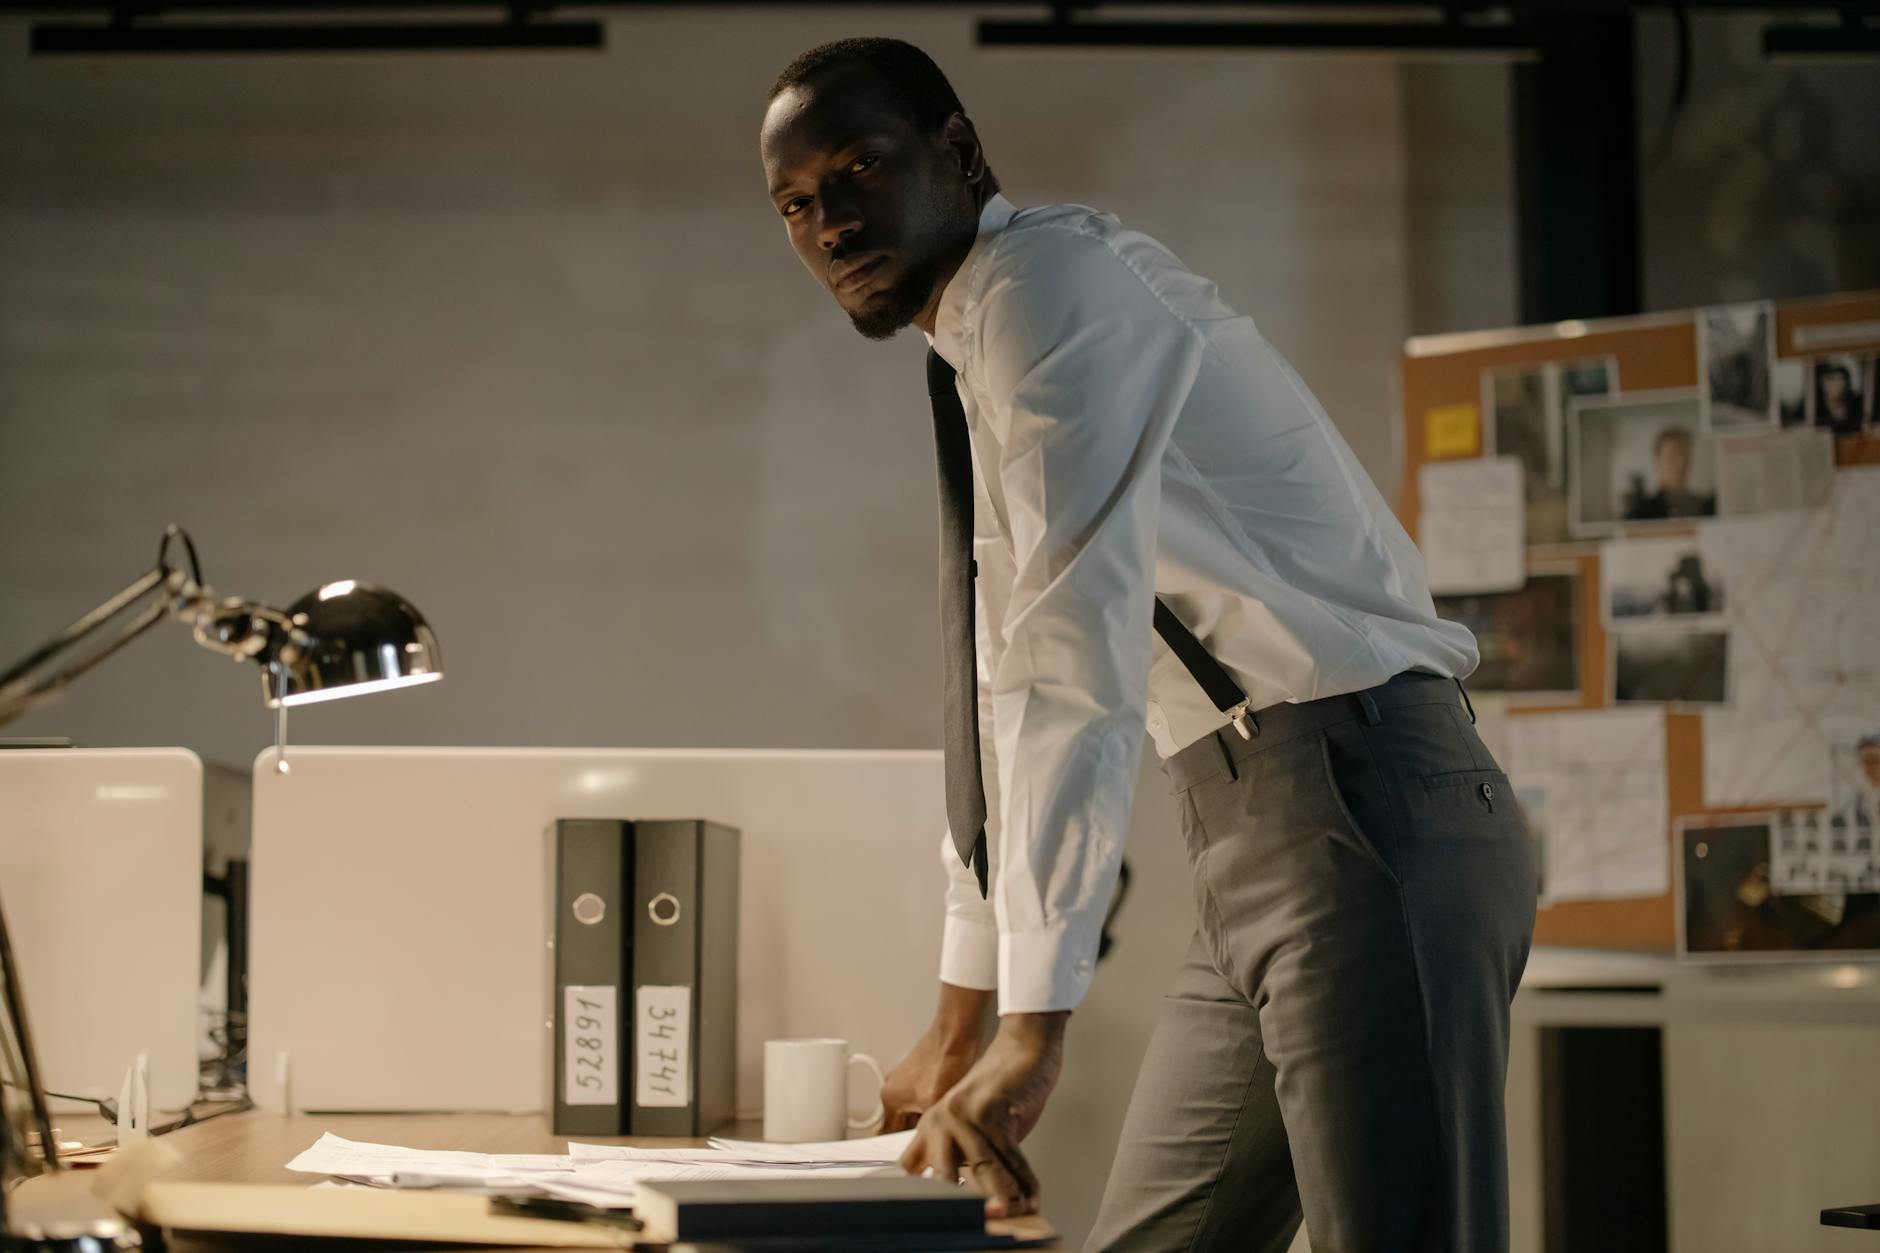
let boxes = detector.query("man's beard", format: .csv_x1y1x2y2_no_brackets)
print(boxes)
846,250,946,341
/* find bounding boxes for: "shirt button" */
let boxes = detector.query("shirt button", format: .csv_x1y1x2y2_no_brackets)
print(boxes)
1075,957,1094,976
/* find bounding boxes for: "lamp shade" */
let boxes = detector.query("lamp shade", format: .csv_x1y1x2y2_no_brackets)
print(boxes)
263,580,442,707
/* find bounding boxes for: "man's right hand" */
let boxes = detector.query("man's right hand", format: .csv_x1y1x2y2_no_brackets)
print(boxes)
881,982,993,1132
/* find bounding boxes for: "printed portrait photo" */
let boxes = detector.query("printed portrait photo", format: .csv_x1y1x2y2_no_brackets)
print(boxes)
1571,392,1717,537
1809,354,1869,439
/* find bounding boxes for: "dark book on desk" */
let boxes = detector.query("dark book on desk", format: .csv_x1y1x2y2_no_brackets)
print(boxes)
550,818,740,1137
635,1177,984,1243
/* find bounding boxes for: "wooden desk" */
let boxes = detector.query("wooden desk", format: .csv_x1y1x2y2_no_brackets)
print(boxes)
15,1112,1058,1251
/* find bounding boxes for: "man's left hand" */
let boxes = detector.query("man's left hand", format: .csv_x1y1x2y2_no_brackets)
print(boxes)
898,1011,1068,1219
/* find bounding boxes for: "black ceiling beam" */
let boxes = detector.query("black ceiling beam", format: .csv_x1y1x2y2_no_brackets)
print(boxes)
2,1,1877,11
978,18,1539,53
1763,20,1880,56
29,19,603,53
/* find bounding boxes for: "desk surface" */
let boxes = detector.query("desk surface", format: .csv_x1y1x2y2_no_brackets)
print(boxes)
20,1112,1058,1251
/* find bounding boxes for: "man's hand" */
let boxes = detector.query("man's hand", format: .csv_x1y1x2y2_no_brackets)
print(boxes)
882,983,992,1133
900,1011,1067,1219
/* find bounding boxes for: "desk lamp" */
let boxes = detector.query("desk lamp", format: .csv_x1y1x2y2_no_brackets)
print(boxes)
0,524,442,1248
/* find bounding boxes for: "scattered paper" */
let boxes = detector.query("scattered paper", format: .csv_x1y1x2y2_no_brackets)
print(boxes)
705,1130,915,1165
286,1131,910,1210
286,1134,576,1190
1419,456,1526,595
1697,469,1880,806
1716,428,1835,516
1506,709,1669,901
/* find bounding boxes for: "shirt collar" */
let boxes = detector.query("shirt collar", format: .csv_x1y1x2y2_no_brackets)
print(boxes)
926,192,1017,371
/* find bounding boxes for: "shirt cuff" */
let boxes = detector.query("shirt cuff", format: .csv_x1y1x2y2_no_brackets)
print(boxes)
997,920,1102,1015
940,914,999,991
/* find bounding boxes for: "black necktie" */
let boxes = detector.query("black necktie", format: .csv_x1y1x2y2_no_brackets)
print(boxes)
927,348,990,898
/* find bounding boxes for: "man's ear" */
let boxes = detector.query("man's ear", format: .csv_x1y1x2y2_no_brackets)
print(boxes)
940,112,987,185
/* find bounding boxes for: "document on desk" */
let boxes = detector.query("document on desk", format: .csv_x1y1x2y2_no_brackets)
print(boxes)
286,1134,581,1189
286,1132,911,1209
570,1130,914,1167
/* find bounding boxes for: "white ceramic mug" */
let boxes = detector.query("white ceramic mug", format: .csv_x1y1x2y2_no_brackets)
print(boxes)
763,1038,886,1143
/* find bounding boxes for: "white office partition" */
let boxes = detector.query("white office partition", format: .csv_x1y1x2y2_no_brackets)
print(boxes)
248,747,945,1114
0,748,203,1111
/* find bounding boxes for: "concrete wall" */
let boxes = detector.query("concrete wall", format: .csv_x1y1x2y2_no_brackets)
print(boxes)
1636,12,1880,309
0,13,1411,1248
1404,60,1518,337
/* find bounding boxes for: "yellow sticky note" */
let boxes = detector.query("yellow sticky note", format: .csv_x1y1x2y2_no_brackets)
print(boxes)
1424,403,1481,458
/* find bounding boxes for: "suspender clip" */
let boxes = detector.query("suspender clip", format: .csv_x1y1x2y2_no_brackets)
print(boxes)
1227,700,1257,740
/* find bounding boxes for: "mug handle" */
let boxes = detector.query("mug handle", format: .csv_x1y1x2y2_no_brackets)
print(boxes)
847,1052,886,1132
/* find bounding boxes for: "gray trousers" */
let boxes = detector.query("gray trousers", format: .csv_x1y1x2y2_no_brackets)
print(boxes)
1085,673,1537,1253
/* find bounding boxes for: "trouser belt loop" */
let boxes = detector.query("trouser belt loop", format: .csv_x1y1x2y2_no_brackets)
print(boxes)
1456,678,1477,725
1357,689,1383,727
1215,730,1239,783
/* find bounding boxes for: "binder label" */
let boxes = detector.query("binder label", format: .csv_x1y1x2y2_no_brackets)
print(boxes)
635,984,691,1108
563,985,618,1106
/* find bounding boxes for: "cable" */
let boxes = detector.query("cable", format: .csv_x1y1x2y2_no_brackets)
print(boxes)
157,523,204,588
1646,0,1693,171
9,1081,254,1138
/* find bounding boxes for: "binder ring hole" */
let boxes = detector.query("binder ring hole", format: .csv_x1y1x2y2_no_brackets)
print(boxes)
571,892,606,926
648,892,682,927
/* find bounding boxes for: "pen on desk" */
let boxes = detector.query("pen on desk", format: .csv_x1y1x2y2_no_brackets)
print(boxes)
389,1170,535,1191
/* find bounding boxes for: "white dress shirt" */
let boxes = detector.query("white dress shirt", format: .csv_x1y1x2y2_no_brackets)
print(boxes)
927,193,1477,1015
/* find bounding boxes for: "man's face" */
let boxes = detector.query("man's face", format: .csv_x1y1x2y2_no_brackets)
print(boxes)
761,65,980,340
1823,370,1848,405
1859,742,1880,788
1654,436,1691,493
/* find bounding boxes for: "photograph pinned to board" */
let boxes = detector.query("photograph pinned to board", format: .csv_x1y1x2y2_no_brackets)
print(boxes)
1808,353,1872,438
1570,390,1717,538
1676,813,1880,962
1768,807,1878,897
1697,301,1776,430
1609,626,1730,707
1714,426,1836,516
1505,707,1668,901
1776,358,1808,427
1600,535,1725,626
1482,355,1617,548
1827,717,1880,830
1432,565,1579,702
1416,456,1524,594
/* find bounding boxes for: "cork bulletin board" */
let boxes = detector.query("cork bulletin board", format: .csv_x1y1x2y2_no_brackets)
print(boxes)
1398,291,1880,951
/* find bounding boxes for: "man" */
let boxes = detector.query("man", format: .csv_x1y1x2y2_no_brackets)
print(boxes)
1623,426,1715,521
760,38,1536,1252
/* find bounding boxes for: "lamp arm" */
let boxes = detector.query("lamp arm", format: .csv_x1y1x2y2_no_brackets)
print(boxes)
0,525,307,731
0,567,181,730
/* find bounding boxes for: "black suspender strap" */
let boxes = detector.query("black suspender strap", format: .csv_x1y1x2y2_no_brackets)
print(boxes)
1152,598,1257,739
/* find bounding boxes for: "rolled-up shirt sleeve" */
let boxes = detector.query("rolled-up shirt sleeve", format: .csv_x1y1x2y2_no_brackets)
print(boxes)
967,226,1205,1014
